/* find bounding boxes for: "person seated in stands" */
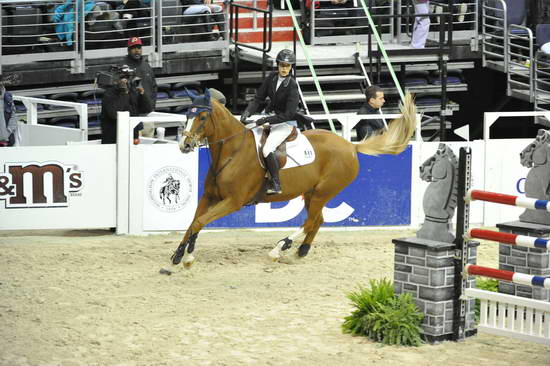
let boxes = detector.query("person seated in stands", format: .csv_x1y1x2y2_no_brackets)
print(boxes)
100,65,153,144
316,0,356,37
411,0,430,48
181,0,226,40
53,0,96,47
355,85,386,141
0,75,17,147
124,36,158,109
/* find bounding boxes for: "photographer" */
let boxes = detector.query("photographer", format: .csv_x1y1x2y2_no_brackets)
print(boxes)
124,37,157,109
100,65,153,144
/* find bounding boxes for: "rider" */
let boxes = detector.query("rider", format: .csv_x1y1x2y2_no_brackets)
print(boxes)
239,49,300,195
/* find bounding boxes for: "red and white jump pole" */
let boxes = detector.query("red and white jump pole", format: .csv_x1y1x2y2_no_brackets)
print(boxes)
465,264,550,289
465,190,550,211
466,228,550,250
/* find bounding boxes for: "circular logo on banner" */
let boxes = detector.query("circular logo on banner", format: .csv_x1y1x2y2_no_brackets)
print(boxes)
147,166,193,212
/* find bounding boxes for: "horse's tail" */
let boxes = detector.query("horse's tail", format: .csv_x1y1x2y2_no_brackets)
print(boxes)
355,92,416,156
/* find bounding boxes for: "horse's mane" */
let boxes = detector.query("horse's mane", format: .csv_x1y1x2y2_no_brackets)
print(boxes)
210,99,244,130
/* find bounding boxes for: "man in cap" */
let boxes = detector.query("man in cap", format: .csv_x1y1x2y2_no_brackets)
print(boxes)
124,36,158,109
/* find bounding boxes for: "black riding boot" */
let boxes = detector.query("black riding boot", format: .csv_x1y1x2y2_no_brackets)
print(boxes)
264,152,282,195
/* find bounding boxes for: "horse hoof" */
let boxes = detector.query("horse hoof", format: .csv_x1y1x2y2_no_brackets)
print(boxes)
183,254,195,269
268,248,281,261
297,244,311,258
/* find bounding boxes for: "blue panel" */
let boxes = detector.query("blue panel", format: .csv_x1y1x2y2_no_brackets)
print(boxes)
197,146,412,228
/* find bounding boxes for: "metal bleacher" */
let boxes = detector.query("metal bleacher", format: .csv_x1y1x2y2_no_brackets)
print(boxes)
481,0,550,125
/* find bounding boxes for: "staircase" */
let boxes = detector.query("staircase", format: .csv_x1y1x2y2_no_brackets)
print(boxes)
231,1,296,43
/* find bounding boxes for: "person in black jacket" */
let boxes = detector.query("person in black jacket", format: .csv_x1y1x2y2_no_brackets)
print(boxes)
355,85,386,141
240,49,300,195
124,37,157,109
101,65,153,144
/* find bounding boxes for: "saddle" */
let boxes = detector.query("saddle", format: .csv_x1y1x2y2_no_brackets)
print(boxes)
259,125,299,167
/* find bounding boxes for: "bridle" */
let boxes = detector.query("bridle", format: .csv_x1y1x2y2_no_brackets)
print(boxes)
183,109,250,178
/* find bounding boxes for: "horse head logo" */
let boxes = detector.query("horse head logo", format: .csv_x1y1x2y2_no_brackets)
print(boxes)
520,129,550,168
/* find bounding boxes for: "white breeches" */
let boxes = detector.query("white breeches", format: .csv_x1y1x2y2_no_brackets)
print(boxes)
262,123,294,158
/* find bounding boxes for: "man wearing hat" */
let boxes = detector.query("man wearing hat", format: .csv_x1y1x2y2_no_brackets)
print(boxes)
124,36,157,109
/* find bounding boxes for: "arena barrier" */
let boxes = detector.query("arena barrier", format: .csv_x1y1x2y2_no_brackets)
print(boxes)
466,228,550,250
0,110,197,234
452,147,550,345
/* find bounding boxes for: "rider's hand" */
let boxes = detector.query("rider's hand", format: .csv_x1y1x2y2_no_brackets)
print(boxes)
240,111,250,123
255,117,268,126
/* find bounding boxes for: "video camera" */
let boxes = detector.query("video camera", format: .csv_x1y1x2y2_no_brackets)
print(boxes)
96,65,142,90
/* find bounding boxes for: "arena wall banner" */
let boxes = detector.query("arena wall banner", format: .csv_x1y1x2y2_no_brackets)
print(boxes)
140,144,198,231
197,146,413,228
0,145,117,230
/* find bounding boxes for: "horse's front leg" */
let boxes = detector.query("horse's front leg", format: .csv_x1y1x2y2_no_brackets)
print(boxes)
171,196,242,268
269,227,306,260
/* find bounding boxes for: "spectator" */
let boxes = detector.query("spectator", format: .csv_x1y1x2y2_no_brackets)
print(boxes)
53,0,96,47
0,75,17,147
411,0,430,49
181,0,226,40
120,0,150,37
316,0,355,37
124,37,158,109
355,85,386,141
100,65,153,144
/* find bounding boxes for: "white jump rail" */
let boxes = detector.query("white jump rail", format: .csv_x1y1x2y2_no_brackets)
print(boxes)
464,288,550,345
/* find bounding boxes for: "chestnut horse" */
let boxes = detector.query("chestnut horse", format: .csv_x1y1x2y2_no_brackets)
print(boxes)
172,89,417,267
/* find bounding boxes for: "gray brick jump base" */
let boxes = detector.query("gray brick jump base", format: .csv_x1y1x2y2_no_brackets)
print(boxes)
392,237,478,343
496,221,550,301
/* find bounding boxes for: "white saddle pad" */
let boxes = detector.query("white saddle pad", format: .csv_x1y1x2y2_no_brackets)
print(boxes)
251,127,316,169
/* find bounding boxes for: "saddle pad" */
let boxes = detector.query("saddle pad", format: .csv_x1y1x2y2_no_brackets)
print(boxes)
251,127,316,169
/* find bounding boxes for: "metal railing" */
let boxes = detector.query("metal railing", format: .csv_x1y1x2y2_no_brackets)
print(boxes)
507,24,533,102
481,0,507,72
0,0,229,74
534,51,550,117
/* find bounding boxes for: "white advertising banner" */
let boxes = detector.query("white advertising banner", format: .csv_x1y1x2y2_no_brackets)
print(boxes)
0,145,117,230
141,144,198,231
483,139,531,226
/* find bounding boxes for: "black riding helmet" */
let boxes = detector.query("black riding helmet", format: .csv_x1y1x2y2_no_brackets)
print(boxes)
276,49,296,65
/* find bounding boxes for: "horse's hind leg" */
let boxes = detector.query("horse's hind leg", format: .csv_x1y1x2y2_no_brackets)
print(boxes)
296,193,327,258
268,192,326,260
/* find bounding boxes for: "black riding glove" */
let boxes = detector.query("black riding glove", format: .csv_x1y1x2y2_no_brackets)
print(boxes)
240,110,251,123
255,117,268,126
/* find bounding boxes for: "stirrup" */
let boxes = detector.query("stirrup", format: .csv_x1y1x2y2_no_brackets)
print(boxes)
266,181,282,195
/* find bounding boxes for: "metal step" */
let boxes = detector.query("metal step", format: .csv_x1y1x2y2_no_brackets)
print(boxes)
296,75,365,84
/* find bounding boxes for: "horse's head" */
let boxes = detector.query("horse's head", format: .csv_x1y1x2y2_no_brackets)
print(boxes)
520,129,550,168
180,88,213,154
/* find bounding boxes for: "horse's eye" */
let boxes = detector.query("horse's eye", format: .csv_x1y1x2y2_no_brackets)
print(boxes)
200,116,207,121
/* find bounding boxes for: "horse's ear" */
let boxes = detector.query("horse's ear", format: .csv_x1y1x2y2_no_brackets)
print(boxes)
185,87,194,102
204,88,211,103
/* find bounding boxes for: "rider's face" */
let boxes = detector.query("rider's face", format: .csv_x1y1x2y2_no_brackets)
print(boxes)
278,62,292,77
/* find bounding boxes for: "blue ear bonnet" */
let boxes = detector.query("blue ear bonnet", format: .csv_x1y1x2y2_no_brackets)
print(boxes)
187,89,212,118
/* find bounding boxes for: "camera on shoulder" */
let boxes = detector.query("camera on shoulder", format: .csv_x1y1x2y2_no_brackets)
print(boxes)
96,65,142,90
